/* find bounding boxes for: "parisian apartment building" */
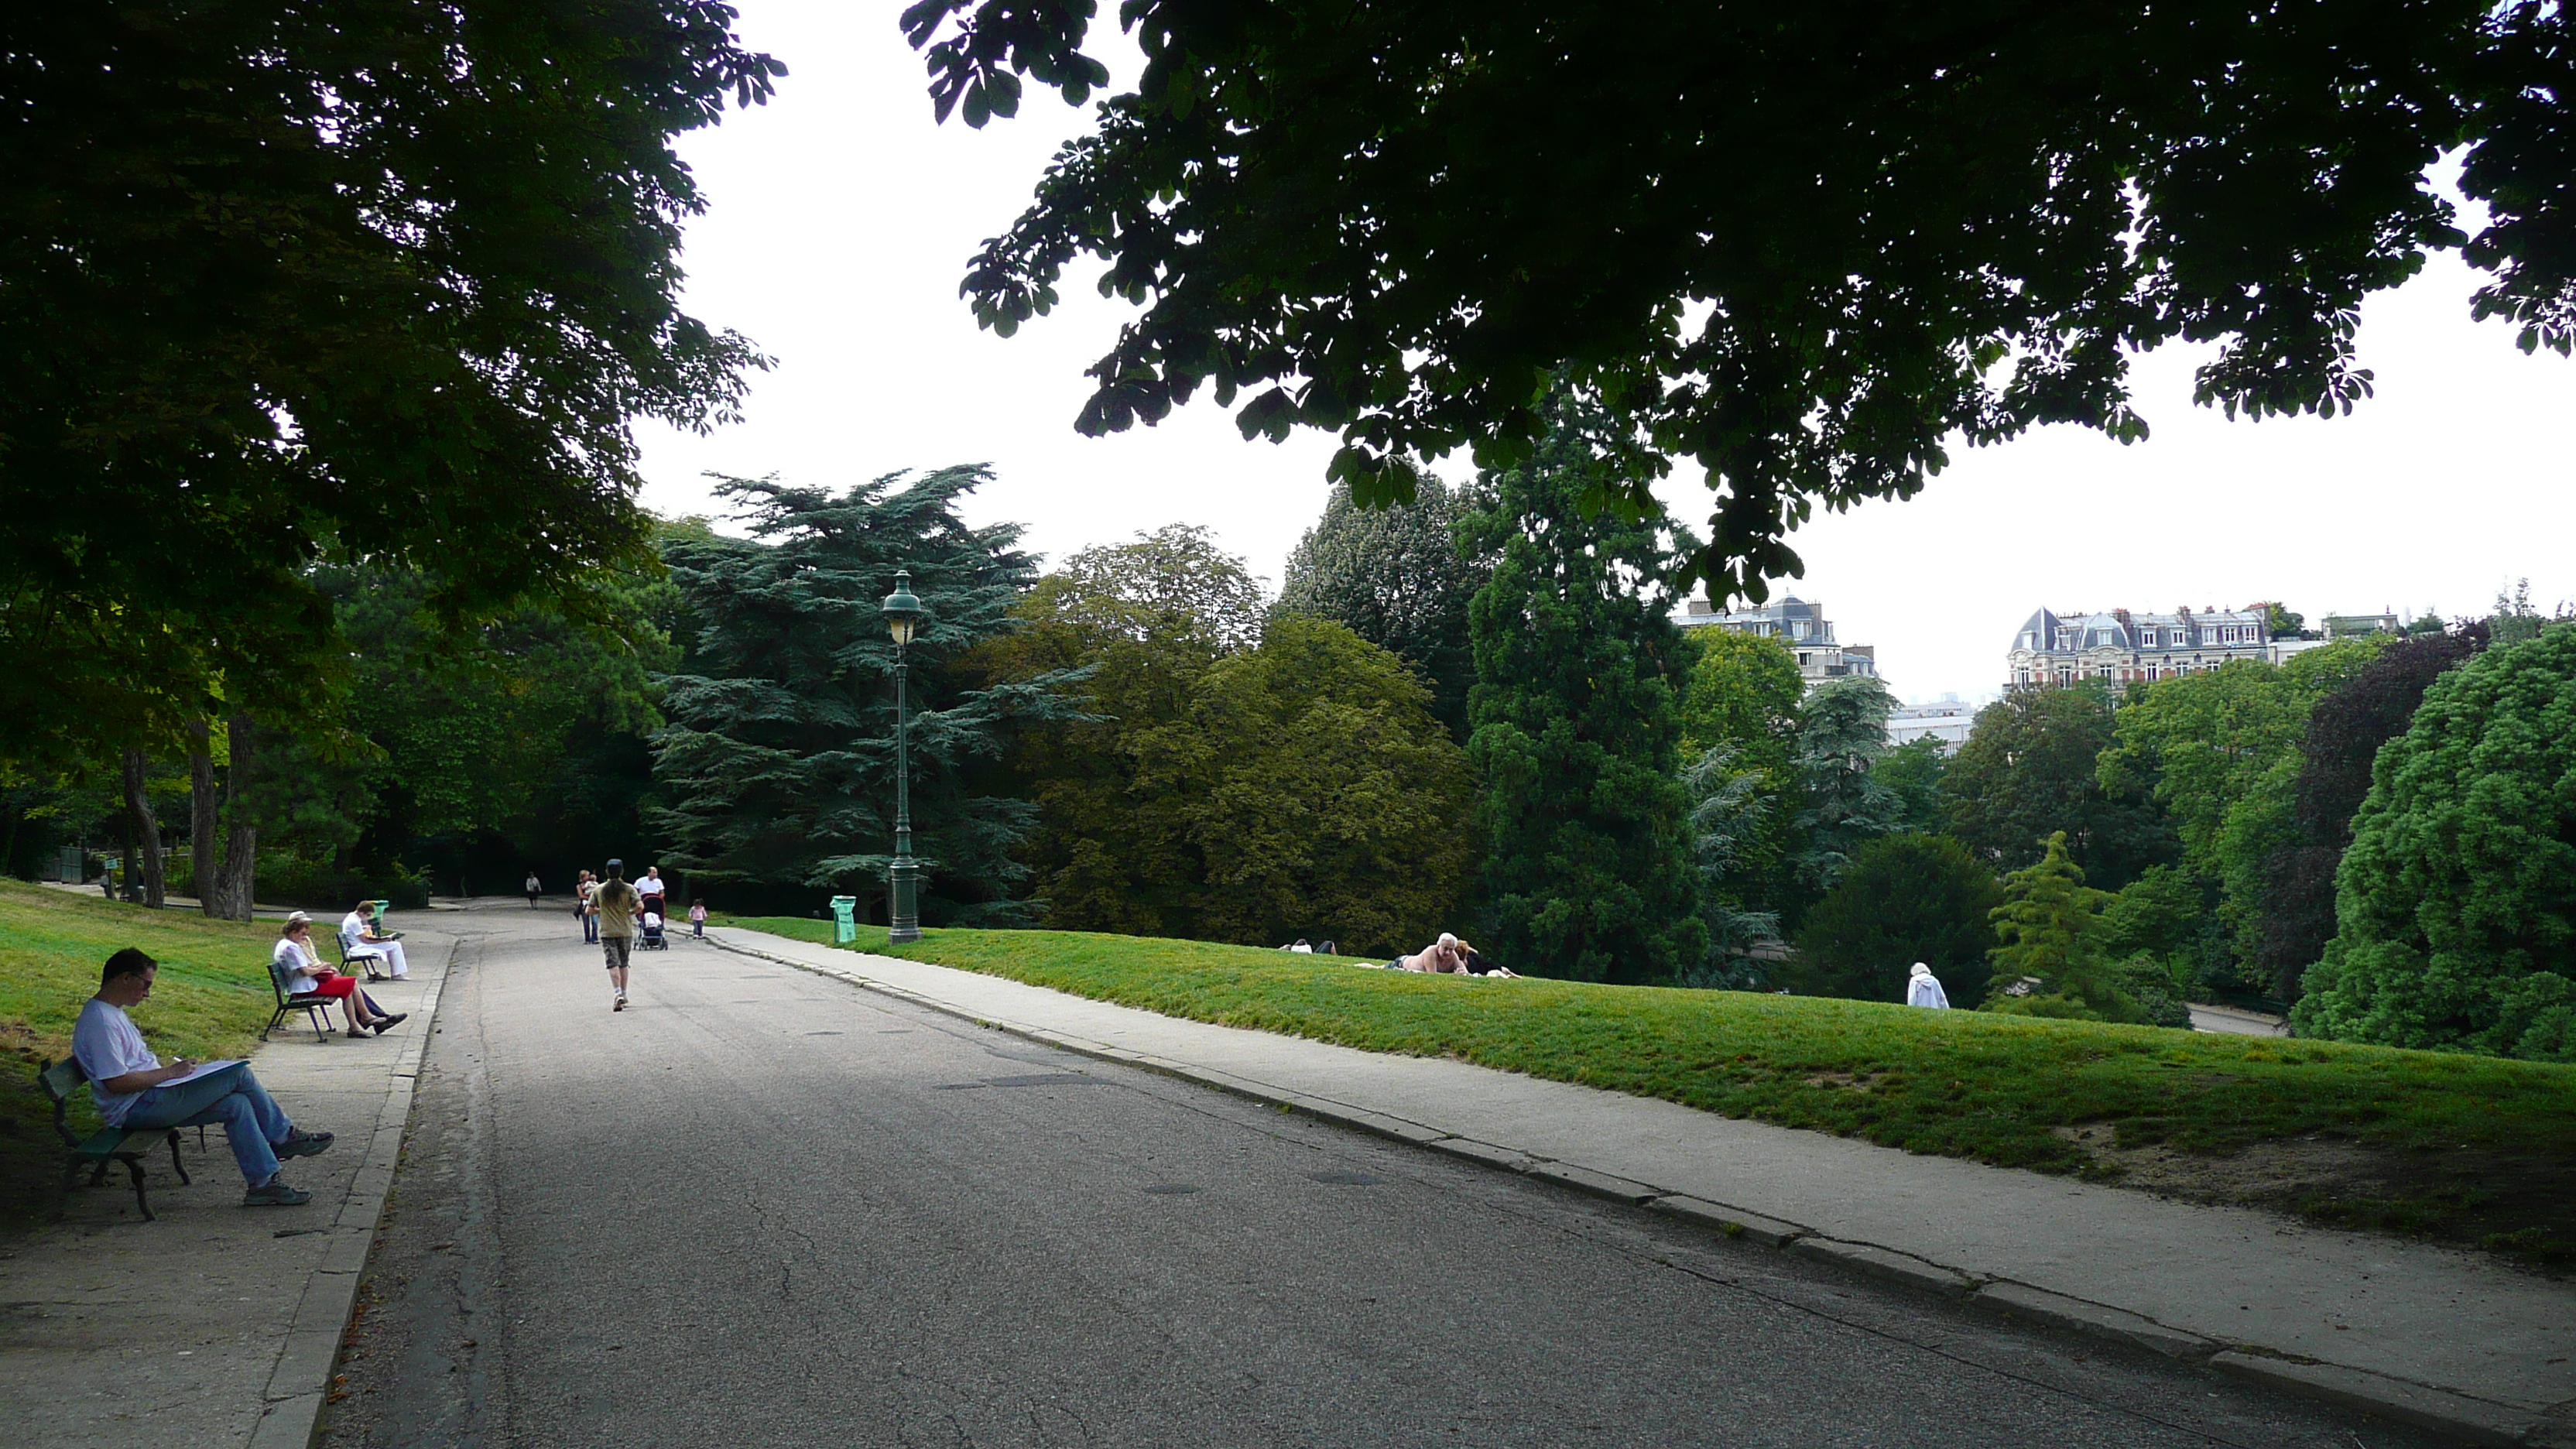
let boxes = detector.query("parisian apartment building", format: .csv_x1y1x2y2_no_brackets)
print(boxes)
1677,595,1876,687
2006,605,2311,688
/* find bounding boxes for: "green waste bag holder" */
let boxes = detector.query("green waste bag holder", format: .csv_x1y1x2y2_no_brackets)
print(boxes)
829,895,858,944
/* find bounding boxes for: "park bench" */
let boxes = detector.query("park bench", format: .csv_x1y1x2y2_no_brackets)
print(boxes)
264,957,344,1043
36,1057,211,1222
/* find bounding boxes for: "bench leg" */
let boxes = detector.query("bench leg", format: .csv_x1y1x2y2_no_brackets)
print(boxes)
167,1131,191,1187
263,1005,283,1043
307,1003,331,1044
88,1160,110,1187
123,1157,153,1222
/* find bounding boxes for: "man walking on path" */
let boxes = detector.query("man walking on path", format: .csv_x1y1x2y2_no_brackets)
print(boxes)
524,871,542,908
596,859,641,1011
74,948,334,1205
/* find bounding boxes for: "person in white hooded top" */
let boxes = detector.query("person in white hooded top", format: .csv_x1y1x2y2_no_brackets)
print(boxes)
1905,962,1951,1009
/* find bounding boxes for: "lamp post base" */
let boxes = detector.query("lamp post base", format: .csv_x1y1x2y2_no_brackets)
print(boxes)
887,856,923,944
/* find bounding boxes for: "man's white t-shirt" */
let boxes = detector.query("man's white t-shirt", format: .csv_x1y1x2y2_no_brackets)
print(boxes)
71,998,160,1125
272,937,324,991
340,910,384,959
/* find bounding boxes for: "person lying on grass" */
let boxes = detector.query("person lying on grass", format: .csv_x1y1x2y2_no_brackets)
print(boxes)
274,916,407,1037
74,947,334,1207
1383,933,1518,976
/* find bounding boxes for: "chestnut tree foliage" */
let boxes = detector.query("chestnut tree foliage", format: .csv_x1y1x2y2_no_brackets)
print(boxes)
903,0,2575,599
1,2,782,763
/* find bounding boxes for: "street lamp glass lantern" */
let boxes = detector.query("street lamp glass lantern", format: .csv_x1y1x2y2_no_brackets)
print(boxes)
881,570,925,647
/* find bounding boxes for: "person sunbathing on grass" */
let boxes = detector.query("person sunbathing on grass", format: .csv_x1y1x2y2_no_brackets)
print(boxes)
1386,933,1516,975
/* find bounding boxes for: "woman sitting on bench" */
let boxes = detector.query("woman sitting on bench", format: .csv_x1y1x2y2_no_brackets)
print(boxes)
274,916,405,1037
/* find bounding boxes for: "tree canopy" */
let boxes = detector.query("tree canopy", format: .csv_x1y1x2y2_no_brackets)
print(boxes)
2098,642,2386,978
903,0,2574,597
2295,625,2576,1060
1789,674,1903,899
1461,396,1703,984
1276,478,1488,738
2254,626,2483,999
1795,833,2001,1008
2,2,780,763
1940,686,2174,891
978,539,1468,953
653,469,1077,922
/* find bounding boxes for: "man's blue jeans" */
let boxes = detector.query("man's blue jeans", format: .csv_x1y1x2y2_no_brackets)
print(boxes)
122,1063,293,1186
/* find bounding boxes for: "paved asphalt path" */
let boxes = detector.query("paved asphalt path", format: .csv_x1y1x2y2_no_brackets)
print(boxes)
319,903,2445,1449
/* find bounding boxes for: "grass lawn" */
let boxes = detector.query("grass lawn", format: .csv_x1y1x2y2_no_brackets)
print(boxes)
730,916,2576,1266
0,879,282,1229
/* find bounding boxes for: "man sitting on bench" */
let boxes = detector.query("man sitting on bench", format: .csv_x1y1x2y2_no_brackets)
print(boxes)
338,899,409,980
74,948,334,1207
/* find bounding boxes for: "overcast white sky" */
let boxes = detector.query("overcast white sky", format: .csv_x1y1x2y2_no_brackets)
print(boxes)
637,1,2575,704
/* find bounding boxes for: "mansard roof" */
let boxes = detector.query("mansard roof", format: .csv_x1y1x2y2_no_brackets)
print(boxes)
2010,608,2061,651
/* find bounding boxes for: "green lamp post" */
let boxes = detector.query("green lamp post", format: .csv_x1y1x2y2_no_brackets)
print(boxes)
879,570,928,944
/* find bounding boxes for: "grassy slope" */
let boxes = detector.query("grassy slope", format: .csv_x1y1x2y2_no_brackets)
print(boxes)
732,916,2576,1262
0,879,281,1226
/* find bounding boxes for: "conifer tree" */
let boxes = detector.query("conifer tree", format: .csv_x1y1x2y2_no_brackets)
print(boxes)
652,468,1081,921
1460,396,1703,984
1980,831,2148,1023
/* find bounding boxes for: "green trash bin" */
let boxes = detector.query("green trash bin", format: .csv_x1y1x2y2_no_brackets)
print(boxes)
371,899,391,933
829,895,858,944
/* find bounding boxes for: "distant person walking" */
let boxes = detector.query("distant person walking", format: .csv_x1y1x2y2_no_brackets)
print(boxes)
687,899,707,938
525,871,542,908
1905,962,1951,1009
575,870,599,944
596,859,641,1011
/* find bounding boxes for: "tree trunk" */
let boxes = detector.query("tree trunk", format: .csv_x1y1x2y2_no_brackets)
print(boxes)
120,747,165,907
186,717,260,920
214,714,259,920
189,721,219,909
115,789,135,900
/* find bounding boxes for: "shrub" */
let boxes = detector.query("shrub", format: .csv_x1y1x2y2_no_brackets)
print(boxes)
2296,625,2576,1060
1793,834,1999,1005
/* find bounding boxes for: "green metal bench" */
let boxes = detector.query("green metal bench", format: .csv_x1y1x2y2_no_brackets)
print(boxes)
36,1057,207,1222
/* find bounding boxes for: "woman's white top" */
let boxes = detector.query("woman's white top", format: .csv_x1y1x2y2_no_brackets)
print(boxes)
272,937,326,991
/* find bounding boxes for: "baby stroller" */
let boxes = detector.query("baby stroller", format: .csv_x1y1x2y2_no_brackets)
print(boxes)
638,909,669,951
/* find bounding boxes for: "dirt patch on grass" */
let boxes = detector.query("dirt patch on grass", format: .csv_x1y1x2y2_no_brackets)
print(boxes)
2056,1125,2576,1273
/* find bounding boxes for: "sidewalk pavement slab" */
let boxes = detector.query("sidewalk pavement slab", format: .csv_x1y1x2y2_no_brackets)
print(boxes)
707,925,2576,1447
0,926,455,1449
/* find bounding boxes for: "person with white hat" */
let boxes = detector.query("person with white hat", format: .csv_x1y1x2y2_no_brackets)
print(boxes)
273,914,405,1036
1905,962,1951,1009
